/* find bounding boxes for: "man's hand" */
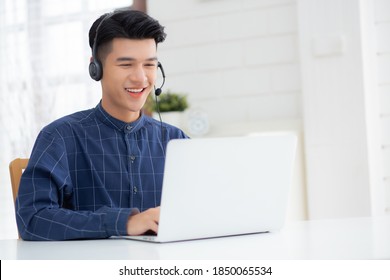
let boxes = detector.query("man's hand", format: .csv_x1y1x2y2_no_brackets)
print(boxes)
127,207,160,236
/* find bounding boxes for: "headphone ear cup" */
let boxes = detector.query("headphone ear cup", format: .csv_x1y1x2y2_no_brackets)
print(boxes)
89,60,103,81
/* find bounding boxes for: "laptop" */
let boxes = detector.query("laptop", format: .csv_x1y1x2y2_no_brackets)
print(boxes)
118,133,297,243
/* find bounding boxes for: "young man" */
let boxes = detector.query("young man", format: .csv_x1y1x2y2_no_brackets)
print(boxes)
15,10,188,240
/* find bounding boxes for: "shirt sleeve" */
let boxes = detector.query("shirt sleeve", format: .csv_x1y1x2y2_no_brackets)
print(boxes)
15,129,137,241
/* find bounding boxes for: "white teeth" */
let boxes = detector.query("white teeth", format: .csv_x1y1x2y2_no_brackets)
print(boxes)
126,88,143,93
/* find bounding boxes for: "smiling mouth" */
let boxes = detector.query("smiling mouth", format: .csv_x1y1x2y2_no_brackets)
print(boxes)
125,88,149,98
125,88,145,94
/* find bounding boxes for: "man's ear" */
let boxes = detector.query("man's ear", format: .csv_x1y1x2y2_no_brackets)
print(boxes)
90,56,94,63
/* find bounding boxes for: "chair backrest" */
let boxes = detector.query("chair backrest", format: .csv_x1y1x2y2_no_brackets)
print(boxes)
9,158,29,202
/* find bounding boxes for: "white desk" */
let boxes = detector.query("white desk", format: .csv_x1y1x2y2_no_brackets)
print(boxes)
1,216,389,260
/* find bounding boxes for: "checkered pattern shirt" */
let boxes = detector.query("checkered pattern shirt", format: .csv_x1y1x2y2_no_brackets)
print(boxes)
15,102,188,240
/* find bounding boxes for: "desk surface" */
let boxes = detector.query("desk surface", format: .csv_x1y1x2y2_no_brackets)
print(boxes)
1,216,389,260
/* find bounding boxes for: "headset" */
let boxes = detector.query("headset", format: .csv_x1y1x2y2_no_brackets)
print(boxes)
89,11,166,96
154,62,165,96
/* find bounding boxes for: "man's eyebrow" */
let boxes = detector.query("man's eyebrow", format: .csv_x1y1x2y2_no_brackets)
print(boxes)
115,57,158,62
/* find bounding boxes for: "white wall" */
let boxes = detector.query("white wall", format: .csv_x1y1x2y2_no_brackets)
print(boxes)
148,0,390,220
298,0,379,219
298,0,390,219
149,0,301,128
376,0,390,213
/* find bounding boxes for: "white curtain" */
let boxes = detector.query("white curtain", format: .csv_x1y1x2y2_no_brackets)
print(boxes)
0,0,133,240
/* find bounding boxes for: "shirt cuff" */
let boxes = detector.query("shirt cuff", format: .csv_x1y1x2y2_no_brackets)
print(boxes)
99,207,140,237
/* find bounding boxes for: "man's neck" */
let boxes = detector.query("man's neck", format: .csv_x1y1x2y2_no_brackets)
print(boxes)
101,100,141,123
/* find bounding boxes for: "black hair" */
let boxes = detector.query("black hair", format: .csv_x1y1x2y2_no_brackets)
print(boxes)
88,9,166,62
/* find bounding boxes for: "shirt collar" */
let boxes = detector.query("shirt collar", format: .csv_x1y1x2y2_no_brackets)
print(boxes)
94,101,146,133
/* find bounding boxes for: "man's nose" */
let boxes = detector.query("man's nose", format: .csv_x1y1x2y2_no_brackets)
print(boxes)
130,66,147,83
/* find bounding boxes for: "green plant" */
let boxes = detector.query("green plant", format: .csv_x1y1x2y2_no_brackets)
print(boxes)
145,90,189,113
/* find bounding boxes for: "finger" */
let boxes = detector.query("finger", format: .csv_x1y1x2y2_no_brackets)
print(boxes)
150,222,159,234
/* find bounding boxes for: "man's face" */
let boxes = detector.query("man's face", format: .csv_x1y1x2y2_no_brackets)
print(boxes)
100,37,158,122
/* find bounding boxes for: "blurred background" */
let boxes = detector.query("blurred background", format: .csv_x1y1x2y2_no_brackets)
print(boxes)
0,0,389,239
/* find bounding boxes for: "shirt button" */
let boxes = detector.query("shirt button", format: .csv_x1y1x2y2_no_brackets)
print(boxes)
130,155,136,161
133,186,138,194
125,125,132,131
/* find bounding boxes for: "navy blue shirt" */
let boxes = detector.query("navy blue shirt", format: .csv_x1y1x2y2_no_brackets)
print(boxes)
15,102,188,240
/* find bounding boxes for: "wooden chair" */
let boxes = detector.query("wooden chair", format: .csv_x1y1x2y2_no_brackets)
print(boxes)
9,158,29,203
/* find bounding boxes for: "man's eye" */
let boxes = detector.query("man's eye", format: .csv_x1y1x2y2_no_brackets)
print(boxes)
145,64,156,67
